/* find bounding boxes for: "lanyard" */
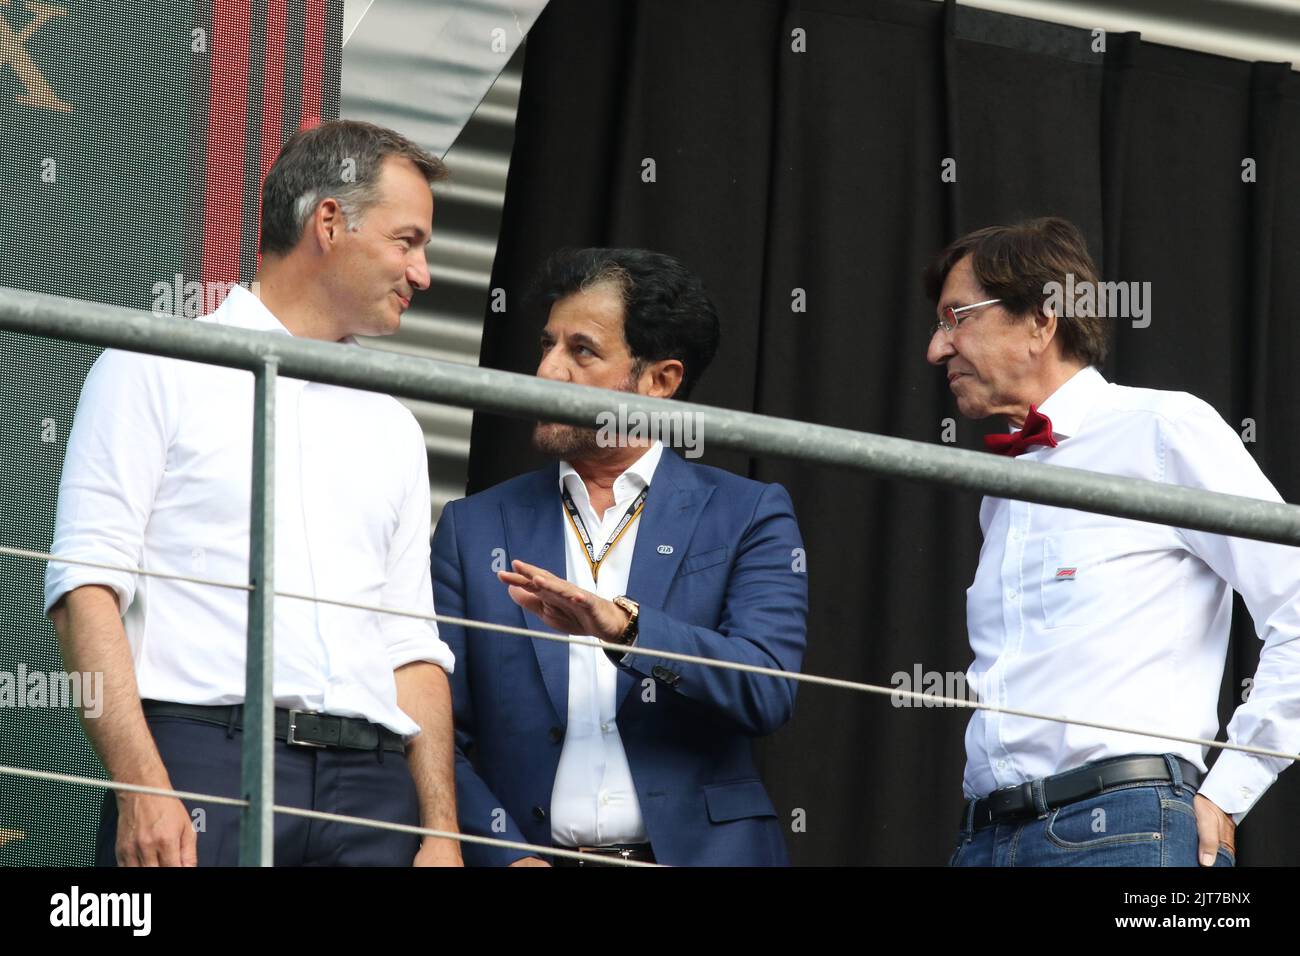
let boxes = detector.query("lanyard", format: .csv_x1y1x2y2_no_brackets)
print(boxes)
561,483,649,584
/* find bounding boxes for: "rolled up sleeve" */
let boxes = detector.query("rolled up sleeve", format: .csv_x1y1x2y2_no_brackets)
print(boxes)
44,349,173,617
379,414,455,675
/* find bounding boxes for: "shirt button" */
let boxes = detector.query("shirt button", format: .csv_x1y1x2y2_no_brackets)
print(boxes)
599,792,610,807
1009,530,1021,542
997,760,1007,770
600,722,610,734
1006,590,1018,602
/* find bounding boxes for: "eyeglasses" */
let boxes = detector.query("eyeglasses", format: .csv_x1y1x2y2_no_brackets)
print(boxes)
931,298,1002,336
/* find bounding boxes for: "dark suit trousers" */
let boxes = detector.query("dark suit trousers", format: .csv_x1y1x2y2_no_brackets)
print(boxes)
95,713,421,866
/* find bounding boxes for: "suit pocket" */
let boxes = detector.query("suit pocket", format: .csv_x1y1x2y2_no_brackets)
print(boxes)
703,779,778,823
679,545,729,576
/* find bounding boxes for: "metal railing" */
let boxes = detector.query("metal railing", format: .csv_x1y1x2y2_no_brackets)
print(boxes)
5,285,1300,866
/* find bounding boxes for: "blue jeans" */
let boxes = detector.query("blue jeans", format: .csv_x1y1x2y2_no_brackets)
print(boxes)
950,755,1238,867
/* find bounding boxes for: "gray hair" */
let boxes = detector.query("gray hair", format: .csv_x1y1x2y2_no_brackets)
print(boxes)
259,120,446,255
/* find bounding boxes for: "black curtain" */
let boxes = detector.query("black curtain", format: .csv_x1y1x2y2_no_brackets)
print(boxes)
467,0,1300,865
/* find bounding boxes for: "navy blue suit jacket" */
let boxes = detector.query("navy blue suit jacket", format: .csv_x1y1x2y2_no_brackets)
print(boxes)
432,448,808,866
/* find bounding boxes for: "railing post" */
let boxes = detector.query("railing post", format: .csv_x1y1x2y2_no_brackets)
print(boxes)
239,357,277,866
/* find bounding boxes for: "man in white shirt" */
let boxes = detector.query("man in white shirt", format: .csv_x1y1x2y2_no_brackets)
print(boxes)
433,248,808,866
45,120,461,866
926,216,1300,867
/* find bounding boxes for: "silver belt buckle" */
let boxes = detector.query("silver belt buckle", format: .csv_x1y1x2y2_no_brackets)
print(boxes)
286,709,326,747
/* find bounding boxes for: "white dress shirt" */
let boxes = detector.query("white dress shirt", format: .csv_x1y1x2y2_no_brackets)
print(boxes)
549,441,664,846
963,365,1300,821
43,285,453,738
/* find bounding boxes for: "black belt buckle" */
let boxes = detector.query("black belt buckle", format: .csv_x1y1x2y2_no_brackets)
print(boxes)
286,709,326,748
973,781,1034,828
991,781,1033,816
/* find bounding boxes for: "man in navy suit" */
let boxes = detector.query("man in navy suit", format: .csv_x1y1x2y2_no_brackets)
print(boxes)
432,248,808,866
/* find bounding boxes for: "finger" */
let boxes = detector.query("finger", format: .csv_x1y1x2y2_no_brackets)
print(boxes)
530,575,592,607
116,835,139,868
132,813,162,867
528,573,573,596
506,585,546,615
181,815,198,867
1194,802,1218,867
535,596,573,621
517,562,569,591
512,559,546,576
496,570,533,587
158,826,183,867
506,590,559,629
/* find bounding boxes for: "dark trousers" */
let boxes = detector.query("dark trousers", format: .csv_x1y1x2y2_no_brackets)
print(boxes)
96,713,420,866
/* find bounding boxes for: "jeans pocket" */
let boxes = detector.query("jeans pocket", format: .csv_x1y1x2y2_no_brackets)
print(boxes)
948,841,963,867
1045,788,1164,851
1214,846,1237,868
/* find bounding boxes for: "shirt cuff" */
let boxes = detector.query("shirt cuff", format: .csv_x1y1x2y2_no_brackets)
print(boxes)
383,624,455,674
43,566,135,617
1198,749,1280,824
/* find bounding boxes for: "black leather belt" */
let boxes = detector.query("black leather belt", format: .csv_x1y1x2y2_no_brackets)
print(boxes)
141,699,406,754
966,754,1202,830
552,843,655,867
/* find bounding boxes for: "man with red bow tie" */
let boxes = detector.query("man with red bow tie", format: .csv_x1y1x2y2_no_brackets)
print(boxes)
925,217,1300,868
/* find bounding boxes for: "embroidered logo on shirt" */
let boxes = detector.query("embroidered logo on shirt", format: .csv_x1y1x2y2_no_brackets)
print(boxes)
1055,567,1077,579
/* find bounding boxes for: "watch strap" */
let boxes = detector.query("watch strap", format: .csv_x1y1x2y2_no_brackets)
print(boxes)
613,595,640,645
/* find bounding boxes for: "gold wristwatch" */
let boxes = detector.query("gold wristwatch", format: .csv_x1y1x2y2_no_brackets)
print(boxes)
611,595,640,646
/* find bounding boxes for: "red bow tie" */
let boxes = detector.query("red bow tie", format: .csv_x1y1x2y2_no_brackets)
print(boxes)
984,405,1058,457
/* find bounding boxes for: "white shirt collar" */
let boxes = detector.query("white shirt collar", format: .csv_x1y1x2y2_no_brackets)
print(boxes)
212,284,361,346
1024,365,1107,440
558,441,665,513
211,284,291,334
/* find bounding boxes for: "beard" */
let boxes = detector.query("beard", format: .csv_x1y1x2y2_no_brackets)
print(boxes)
532,363,644,461
531,420,603,460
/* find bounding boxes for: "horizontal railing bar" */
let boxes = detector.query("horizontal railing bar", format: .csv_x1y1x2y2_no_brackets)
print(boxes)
4,287,1300,546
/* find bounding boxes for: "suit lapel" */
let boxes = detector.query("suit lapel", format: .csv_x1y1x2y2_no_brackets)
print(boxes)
616,449,713,711
502,465,569,725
